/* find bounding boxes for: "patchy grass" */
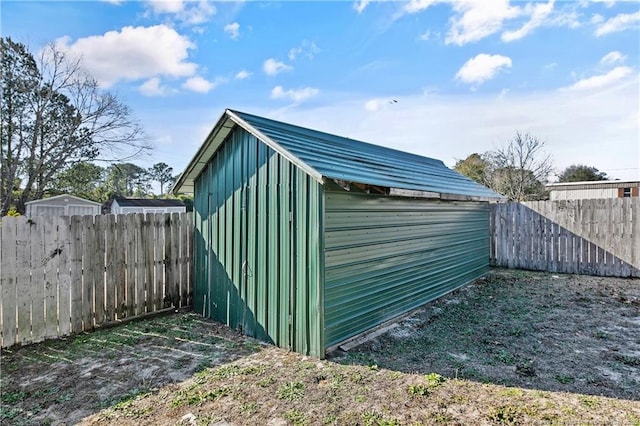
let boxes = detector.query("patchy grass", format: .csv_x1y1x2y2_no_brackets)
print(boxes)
332,269,640,401
0,312,260,425
1,269,639,425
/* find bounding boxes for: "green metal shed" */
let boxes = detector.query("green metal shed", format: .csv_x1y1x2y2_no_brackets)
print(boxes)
173,109,503,358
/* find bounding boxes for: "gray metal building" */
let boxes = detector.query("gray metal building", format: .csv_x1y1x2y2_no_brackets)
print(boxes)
174,109,503,357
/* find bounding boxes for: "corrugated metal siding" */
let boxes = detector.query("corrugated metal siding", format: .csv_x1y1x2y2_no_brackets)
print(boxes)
193,127,324,357
549,187,628,200
26,204,100,217
323,187,490,347
231,110,502,200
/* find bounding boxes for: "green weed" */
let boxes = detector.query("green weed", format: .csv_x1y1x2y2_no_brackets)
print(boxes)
554,375,575,384
425,373,446,388
55,392,74,403
487,405,524,425
1,390,26,404
257,376,276,387
277,382,305,401
499,388,524,397
169,387,228,408
579,395,599,409
240,401,258,415
0,406,20,421
496,350,516,365
407,384,430,396
361,411,400,426
284,408,309,425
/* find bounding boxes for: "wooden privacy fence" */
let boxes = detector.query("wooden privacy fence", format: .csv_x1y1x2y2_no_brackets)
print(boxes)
0,212,193,348
490,199,640,278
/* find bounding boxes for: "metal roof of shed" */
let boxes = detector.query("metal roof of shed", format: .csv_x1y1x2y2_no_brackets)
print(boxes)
112,197,185,207
173,109,504,201
25,194,102,206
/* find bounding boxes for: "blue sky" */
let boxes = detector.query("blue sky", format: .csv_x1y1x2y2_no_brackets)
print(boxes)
2,0,639,183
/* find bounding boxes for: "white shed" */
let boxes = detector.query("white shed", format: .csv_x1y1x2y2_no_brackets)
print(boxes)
25,194,102,217
546,180,640,200
110,197,186,214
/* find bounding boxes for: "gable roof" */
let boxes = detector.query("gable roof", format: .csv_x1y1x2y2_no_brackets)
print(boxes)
112,197,185,207
173,109,504,201
25,194,102,206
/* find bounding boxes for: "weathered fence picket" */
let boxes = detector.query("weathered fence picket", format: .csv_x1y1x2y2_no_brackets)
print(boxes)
0,212,193,348
490,199,640,277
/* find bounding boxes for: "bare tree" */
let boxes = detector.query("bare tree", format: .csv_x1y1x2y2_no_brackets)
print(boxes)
1,37,149,214
487,132,554,201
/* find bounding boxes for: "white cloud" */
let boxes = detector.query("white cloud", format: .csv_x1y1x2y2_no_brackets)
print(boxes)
365,99,382,111
146,0,183,13
353,0,371,14
288,41,320,61
138,77,168,96
404,0,439,14
456,53,512,85
100,0,124,4
55,25,197,87
600,51,626,66
502,0,554,42
145,0,216,25
224,22,240,40
566,66,633,91
235,70,252,80
402,0,572,45
418,30,431,41
590,0,616,7
182,76,224,93
263,58,293,76
271,86,319,103
591,13,604,24
446,0,521,45
594,11,640,36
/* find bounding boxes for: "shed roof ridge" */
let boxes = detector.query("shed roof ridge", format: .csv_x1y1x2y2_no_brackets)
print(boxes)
228,109,446,167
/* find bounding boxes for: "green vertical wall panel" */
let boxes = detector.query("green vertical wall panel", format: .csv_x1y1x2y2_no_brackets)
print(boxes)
323,188,490,348
193,127,323,357
192,165,207,315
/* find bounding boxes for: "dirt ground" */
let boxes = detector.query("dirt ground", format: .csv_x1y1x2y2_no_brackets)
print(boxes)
330,269,640,400
1,269,639,425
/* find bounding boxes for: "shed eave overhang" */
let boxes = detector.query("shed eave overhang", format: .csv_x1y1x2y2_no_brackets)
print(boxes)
172,109,324,195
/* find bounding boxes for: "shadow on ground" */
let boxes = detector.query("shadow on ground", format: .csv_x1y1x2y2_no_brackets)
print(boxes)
328,269,640,401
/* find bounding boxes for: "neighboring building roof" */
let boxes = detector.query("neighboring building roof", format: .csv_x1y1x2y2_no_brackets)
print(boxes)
112,197,185,207
546,180,640,191
25,194,102,206
173,109,504,201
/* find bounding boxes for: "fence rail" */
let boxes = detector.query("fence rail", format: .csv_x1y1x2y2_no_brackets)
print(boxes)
1,212,193,348
490,199,640,278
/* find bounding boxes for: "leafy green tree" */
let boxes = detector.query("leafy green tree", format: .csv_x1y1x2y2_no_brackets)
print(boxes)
105,163,150,197
454,153,492,186
51,162,105,201
148,162,174,194
0,37,147,215
557,164,608,183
